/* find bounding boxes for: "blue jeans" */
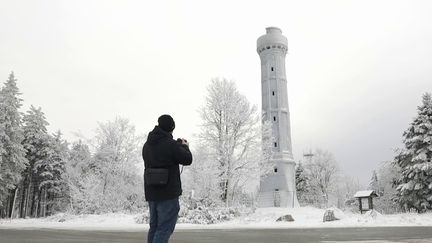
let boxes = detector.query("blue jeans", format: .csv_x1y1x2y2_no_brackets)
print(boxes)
147,197,180,243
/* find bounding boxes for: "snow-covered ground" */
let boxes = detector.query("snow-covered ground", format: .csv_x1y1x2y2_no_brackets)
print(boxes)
1,207,432,231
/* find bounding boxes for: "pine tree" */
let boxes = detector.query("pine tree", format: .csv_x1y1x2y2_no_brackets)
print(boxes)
295,162,310,204
0,72,28,217
369,170,379,194
394,93,432,213
36,131,69,214
68,140,92,176
21,106,52,217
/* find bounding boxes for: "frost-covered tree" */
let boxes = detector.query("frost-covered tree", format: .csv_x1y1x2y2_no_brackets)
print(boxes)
295,162,311,204
182,145,221,205
368,170,379,194
68,140,92,175
304,149,339,207
36,131,69,214
184,120,273,207
334,175,361,209
373,161,401,213
260,120,276,177
64,140,92,212
0,72,28,217
82,117,144,213
20,106,53,217
198,78,261,205
394,93,432,213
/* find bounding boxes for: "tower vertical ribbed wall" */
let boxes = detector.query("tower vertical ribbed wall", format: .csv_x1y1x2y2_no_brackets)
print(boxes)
257,27,299,207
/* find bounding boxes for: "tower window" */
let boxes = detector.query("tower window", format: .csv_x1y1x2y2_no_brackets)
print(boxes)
274,167,278,173
271,67,274,71
272,91,275,96
273,116,276,121
275,189,279,192
274,142,277,147
266,46,270,49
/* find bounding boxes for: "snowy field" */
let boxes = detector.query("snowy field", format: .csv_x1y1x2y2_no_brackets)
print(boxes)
1,207,432,231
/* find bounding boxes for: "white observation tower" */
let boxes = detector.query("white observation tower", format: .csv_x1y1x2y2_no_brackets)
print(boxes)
257,27,299,207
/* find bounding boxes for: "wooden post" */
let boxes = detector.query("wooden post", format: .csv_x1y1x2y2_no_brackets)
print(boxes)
358,198,363,214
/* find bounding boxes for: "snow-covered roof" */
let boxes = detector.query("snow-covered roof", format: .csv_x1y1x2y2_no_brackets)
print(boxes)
354,190,378,198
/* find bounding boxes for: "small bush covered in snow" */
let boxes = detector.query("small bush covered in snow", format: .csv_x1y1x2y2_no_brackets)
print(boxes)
178,198,254,224
134,198,254,225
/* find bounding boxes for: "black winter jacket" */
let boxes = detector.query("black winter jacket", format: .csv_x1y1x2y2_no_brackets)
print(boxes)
142,126,192,201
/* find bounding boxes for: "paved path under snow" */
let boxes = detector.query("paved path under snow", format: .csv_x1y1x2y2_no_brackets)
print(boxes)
0,227,432,243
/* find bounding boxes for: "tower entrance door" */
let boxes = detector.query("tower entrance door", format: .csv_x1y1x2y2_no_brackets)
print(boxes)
274,190,280,207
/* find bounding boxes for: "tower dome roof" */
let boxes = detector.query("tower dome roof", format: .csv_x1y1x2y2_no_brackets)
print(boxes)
257,26,288,52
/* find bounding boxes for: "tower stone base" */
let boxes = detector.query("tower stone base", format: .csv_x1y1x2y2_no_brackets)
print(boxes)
257,159,299,208
258,190,299,207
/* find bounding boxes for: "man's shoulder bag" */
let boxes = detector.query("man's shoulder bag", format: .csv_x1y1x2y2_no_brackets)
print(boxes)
145,168,169,186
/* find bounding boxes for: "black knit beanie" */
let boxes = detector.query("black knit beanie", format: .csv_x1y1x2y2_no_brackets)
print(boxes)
158,114,175,132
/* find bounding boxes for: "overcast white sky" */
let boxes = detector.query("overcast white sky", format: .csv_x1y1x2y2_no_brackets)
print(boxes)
1,0,431,185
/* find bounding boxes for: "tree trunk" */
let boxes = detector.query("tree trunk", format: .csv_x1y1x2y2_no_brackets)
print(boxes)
48,191,52,216
221,179,229,204
24,180,32,218
5,192,11,218
6,189,17,218
10,187,18,218
69,189,74,213
33,186,39,218
44,189,47,217
36,189,42,217
41,188,46,217
19,178,27,218
30,183,38,217
0,203,4,218
103,173,109,195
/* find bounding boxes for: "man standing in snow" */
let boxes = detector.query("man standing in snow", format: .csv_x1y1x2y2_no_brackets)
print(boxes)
142,114,193,243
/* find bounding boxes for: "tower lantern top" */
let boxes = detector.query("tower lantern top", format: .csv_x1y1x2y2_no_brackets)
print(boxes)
257,26,288,54
266,27,282,34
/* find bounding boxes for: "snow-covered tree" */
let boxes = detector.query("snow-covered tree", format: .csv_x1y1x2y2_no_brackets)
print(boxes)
374,161,401,213
80,117,144,213
183,121,273,207
0,72,28,217
368,170,380,194
260,120,276,178
20,106,53,217
64,140,92,212
37,131,69,214
295,162,311,204
198,78,261,205
334,175,361,209
303,149,339,208
68,140,92,174
394,93,432,213
182,145,221,205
